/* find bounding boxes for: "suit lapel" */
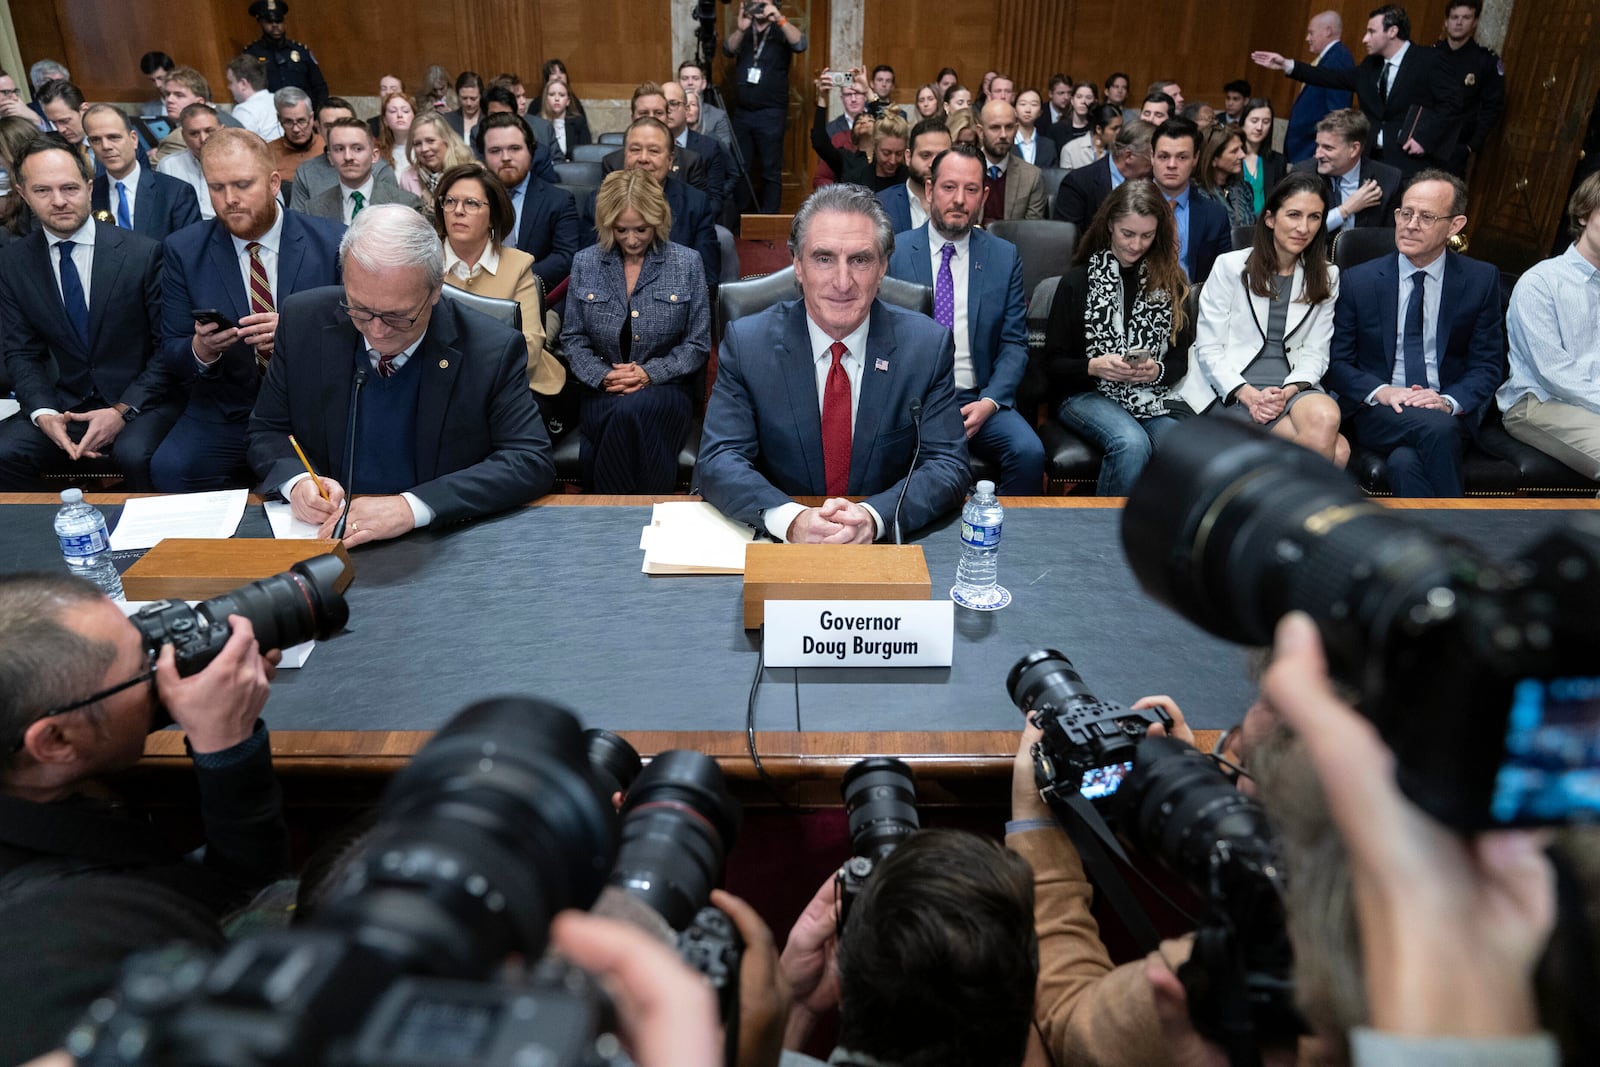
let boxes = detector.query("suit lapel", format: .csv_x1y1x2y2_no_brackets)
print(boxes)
1376,255,1399,369
86,224,126,353
849,304,895,492
135,166,160,237
1435,253,1459,370
413,299,462,482
901,225,933,287
321,321,359,476
966,231,987,361
206,221,251,320
30,233,81,355
777,303,826,490
276,216,308,302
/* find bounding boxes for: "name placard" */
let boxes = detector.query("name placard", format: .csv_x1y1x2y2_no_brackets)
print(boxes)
763,600,954,667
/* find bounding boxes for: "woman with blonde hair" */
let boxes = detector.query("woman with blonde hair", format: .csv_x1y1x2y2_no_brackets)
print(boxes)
402,111,473,206
1045,179,1193,495
945,107,979,148
418,65,453,112
561,170,710,493
431,162,564,422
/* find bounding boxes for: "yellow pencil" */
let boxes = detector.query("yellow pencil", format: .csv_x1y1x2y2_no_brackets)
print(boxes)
288,435,329,501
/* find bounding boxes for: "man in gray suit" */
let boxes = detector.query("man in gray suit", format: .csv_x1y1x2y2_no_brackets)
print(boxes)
676,60,734,149
289,96,394,213
303,118,419,224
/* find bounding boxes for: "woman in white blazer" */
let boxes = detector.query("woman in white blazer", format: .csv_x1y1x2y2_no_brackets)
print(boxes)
1176,171,1348,466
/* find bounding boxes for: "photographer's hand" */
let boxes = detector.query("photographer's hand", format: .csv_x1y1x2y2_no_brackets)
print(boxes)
551,911,722,1067
711,889,791,1067
1133,695,1196,747
156,615,279,754
1012,718,1052,821
778,873,842,1048
1262,613,1555,1038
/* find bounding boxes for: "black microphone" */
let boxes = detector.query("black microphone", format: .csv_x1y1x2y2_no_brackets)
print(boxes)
330,366,367,541
891,397,923,546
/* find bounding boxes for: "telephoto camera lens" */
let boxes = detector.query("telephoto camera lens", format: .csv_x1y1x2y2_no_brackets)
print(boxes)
841,757,920,863
609,750,742,931
1007,649,1099,716
585,728,643,801
314,697,619,978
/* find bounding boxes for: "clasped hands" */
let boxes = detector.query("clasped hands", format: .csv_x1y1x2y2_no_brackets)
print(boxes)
603,362,651,395
35,406,126,460
289,476,416,547
1374,384,1453,414
787,498,877,544
1234,383,1297,424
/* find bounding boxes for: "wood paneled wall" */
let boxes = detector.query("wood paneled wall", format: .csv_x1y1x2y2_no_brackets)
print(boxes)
12,0,673,104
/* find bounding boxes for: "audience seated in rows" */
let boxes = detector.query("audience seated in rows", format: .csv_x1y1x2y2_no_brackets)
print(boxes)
977,100,1048,224
1237,96,1286,219
1058,102,1121,171
399,109,472,209
480,110,580,291
1011,88,1056,169
875,116,950,234
84,103,199,242
302,117,420,224
288,96,396,213
811,74,906,196
538,75,591,162
154,102,221,219
1149,117,1230,281
1290,107,1402,234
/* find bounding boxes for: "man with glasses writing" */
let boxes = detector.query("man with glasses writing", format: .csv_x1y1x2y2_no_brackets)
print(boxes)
248,206,555,547
1325,169,1503,496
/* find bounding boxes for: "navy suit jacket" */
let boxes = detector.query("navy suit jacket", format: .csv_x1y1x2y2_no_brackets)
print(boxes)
1289,156,1403,227
579,176,720,286
696,298,971,539
509,175,581,289
876,182,915,234
601,145,712,208
1180,190,1231,284
1285,41,1355,162
92,166,200,243
248,287,555,524
0,222,175,414
159,209,345,423
887,225,1028,408
1052,154,1115,228
1324,251,1504,422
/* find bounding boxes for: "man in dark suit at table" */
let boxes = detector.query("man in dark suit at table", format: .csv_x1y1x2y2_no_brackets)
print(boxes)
248,206,555,547
1325,170,1502,497
84,105,200,243
1290,109,1402,234
481,112,579,292
697,184,969,544
1150,118,1229,283
0,139,180,491
1253,4,1461,178
1283,10,1355,163
150,128,345,491
888,144,1041,494
1051,120,1153,229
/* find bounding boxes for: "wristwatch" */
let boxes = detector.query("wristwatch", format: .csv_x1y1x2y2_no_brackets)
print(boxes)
119,405,141,423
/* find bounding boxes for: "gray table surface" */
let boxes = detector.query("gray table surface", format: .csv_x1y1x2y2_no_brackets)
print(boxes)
0,502,1579,733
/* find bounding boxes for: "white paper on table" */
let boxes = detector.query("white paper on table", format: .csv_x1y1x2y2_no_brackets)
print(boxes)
118,601,316,668
108,489,248,550
0,398,19,422
263,500,321,539
640,501,752,574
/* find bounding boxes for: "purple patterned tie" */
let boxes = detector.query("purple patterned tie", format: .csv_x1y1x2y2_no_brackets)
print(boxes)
934,242,955,330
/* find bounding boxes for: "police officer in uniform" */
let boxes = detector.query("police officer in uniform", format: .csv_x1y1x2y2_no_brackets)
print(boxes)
244,0,328,110
722,0,806,213
1433,1,1504,179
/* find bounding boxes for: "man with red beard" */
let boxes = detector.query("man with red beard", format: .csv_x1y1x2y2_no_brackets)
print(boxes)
150,128,345,491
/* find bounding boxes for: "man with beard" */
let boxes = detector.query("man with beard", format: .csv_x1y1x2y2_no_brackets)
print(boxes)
243,0,327,109
876,116,950,233
888,143,1040,493
976,100,1046,222
481,112,579,291
150,128,344,491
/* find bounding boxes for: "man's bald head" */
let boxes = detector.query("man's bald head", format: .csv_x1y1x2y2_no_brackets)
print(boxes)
977,100,1018,164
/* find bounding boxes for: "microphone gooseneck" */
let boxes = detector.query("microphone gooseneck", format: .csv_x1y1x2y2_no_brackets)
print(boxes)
891,397,924,546
331,366,367,540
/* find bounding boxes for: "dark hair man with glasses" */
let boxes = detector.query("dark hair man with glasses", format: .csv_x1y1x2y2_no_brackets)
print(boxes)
248,205,555,546
1325,169,1503,496
0,570,286,915
150,127,345,492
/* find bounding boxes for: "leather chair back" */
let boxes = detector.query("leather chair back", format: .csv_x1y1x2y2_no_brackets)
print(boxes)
440,285,523,331
1332,227,1397,273
570,143,613,164
985,219,1078,299
554,160,604,187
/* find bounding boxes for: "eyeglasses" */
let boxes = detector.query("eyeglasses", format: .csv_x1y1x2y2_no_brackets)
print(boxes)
340,295,431,330
281,116,313,129
11,651,157,753
0,88,19,98
665,100,686,111
440,195,487,213
1395,207,1457,227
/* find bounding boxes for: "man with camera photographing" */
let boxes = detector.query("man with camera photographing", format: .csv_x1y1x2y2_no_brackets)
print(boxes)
0,572,288,1061
723,0,806,213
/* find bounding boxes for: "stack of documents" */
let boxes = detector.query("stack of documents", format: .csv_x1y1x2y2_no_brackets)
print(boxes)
640,501,753,575
109,489,248,550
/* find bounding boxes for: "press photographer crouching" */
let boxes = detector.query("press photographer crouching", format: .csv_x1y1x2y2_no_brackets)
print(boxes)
0,557,349,1064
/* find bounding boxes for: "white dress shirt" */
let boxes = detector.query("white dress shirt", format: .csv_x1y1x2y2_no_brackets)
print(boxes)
762,313,885,541
340,175,376,224
155,149,215,219
1013,131,1040,165
280,332,437,528
109,161,141,228
1375,41,1410,148
193,207,284,370
231,90,284,142
30,218,97,423
445,240,500,282
1324,164,1361,231
904,178,928,230
929,230,974,390
1499,245,1600,414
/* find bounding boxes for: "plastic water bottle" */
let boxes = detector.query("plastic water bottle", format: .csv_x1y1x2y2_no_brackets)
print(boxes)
55,489,124,600
951,480,1010,610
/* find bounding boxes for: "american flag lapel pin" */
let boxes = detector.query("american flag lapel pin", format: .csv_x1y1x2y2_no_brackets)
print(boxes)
875,358,889,372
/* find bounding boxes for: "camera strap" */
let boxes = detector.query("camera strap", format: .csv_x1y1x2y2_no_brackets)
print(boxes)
1042,787,1162,954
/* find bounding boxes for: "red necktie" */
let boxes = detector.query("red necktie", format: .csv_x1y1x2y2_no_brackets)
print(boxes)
822,341,852,497
246,241,274,373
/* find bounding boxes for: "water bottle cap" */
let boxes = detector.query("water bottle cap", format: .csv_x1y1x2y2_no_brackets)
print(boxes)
60,488,83,504
975,480,996,496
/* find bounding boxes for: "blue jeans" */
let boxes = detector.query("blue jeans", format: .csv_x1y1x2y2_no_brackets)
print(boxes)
1057,391,1180,496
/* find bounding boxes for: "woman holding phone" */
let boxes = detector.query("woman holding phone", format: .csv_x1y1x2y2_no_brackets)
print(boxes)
1044,180,1192,496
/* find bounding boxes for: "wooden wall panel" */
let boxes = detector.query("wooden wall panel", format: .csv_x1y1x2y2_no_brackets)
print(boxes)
863,0,997,101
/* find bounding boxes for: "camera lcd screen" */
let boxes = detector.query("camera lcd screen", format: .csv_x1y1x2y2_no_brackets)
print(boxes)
1080,760,1134,800
1489,676,1600,825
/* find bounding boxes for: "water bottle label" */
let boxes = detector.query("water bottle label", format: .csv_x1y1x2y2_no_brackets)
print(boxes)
59,529,108,558
960,520,1001,548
